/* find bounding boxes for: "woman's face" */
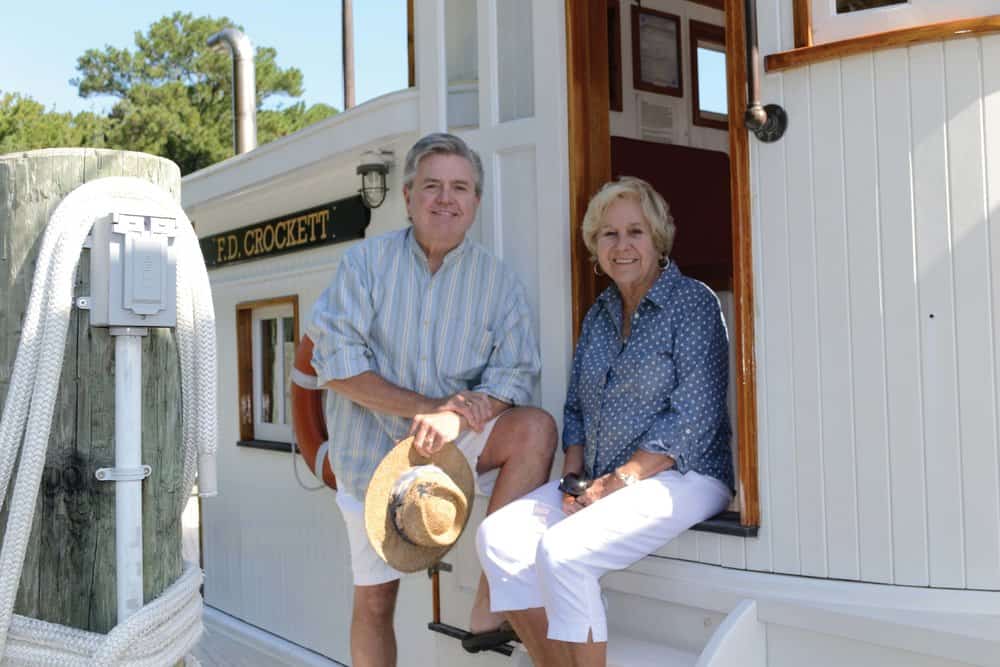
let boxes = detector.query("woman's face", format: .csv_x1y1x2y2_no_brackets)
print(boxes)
595,197,661,296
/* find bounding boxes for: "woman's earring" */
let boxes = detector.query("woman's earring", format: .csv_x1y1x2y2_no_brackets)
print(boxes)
593,262,604,277
659,254,669,269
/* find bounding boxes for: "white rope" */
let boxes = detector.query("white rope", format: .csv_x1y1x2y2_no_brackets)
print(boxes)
0,177,218,665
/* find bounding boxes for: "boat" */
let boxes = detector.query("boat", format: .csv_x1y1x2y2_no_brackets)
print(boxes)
182,2,1000,664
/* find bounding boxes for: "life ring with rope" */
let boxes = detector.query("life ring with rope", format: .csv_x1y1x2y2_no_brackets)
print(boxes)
291,335,337,489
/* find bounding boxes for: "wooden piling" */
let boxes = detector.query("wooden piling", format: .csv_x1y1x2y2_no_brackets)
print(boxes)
0,149,185,634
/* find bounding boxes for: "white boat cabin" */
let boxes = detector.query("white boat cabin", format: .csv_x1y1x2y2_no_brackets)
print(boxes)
183,1,1000,665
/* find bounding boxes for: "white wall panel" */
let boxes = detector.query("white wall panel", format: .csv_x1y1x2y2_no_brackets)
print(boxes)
496,147,540,332
744,8,1000,591
910,42,966,589
811,58,861,581
783,66,827,579
874,47,930,587
745,120,773,574
757,76,800,576
980,33,1000,593
841,52,893,585
945,37,1000,590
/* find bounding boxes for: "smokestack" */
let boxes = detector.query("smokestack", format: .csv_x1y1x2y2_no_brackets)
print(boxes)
207,28,258,154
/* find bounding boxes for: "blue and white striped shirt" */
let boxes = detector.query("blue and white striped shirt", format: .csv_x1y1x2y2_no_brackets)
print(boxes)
308,227,541,499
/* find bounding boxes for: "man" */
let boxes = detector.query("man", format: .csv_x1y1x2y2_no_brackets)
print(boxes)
306,132,556,667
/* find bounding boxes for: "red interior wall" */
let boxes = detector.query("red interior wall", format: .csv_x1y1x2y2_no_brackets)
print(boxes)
610,137,732,290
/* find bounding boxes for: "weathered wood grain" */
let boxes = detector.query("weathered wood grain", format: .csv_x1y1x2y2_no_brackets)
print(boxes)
0,148,183,633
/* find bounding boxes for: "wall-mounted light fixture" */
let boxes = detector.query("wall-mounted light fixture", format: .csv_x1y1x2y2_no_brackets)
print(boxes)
357,150,393,209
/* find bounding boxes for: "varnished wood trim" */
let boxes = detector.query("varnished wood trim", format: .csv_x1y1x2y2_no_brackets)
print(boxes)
407,0,415,88
235,295,300,442
689,0,725,11
236,307,254,441
726,0,760,528
793,0,813,48
767,14,1000,72
608,1,623,113
566,0,612,338
689,20,728,131
236,295,300,312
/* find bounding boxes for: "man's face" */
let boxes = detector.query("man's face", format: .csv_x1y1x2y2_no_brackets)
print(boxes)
404,153,480,251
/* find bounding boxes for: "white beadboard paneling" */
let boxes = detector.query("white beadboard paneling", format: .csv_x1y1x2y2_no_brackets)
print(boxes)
874,47,929,587
783,66,827,578
746,133,773,574
810,58,861,581
720,534,747,570
982,33,1000,592
757,75,801,576
662,535,683,559
945,37,1000,590
909,42,966,589
841,52,894,585
674,531,702,562
697,533,723,566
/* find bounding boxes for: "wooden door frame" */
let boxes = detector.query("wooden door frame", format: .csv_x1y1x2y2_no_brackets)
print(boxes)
564,0,760,527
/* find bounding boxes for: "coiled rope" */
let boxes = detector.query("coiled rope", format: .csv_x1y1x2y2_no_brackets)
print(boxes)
0,177,218,665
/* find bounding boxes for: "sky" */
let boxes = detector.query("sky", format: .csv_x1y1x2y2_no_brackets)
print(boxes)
0,1,409,114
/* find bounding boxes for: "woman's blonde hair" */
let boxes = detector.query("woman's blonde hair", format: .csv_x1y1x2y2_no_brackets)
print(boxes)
581,177,675,261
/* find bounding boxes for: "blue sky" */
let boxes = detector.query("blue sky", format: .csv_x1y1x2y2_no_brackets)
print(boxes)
0,1,409,114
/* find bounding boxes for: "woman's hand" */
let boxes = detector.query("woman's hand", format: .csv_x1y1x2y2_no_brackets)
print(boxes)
562,473,621,514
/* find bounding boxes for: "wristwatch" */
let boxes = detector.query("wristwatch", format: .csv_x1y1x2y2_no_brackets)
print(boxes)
614,468,638,487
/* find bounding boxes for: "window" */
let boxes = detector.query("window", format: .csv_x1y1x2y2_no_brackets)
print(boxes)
807,0,997,44
236,296,299,450
837,0,906,13
689,20,727,130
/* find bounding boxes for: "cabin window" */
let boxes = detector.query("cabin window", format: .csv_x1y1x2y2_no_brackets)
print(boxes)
804,0,998,45
445,0,479,128
836,0,906,13
236,296,299,450
689,20,727,130
497,0,535,122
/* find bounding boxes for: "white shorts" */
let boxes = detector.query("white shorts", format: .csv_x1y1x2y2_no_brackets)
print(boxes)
476,469,732,643
335,415,504,586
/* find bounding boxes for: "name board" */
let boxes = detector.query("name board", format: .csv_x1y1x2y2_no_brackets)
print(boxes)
200,195,370,268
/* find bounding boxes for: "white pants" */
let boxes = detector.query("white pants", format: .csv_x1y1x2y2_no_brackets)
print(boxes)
476,470,731,643
336,415,504,586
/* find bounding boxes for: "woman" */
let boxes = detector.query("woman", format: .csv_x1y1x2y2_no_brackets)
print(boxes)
475,177,734,666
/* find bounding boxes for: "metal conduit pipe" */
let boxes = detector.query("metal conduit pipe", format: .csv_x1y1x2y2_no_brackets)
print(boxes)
207,28,258,154
743,0,787,143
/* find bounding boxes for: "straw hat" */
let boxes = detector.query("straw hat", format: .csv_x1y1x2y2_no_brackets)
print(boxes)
364,436,475,573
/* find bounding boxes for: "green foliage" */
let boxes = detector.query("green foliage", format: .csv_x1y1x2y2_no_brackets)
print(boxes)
2,12,337,174
0,92,108,153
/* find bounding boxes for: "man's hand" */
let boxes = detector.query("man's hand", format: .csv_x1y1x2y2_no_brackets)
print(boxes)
409,410,464,457
438,391,494,432
408,391,500,457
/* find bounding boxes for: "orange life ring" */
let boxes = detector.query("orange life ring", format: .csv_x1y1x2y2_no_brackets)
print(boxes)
291,334,336,489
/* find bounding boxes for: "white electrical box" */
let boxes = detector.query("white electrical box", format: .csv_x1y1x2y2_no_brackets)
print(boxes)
88,212,177,327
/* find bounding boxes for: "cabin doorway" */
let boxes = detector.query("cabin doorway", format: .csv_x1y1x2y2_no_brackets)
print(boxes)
565,0,759,526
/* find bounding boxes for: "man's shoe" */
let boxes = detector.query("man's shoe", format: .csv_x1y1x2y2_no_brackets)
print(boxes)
461,621,520,653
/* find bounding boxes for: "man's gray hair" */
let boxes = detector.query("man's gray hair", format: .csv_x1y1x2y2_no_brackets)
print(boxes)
402,133,484,197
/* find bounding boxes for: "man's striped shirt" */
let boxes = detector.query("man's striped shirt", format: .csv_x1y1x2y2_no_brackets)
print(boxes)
308,227,541,499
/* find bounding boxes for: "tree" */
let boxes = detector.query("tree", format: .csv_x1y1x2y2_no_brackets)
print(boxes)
73,12,337,174
0,92,108,154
